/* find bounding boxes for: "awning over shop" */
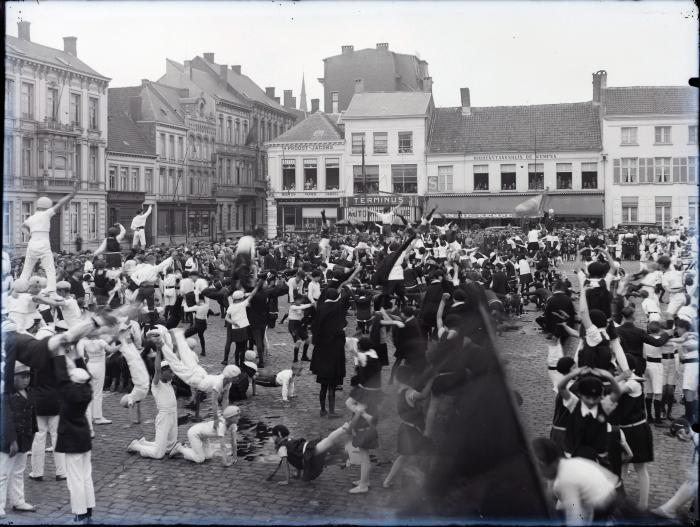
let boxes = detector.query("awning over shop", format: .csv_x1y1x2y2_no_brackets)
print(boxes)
426,193,603,218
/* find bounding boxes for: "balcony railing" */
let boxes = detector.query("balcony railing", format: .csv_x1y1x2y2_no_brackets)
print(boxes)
8,177,105,192
216,184,257,198
274,189,343,198
36,118,81,135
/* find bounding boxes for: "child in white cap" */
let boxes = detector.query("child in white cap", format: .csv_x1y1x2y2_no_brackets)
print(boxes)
0,361,37,517
169,405,240,465
18,190,76,294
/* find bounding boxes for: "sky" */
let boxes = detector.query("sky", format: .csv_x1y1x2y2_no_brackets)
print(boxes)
6,1,698,109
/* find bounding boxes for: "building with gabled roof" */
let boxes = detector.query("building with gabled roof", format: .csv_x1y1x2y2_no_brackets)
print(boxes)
599,71,698,229
158,54,298,237
4,21,110,253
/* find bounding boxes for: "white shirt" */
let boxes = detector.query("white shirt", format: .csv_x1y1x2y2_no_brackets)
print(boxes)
662,269,684,292
185,257,198,272
307,281,321,302
388,252,406,281
553,457,617,525
82,339,108,362
179,277,195,295
151,379,177,414
527,229,540,243
130,207,152,229
25,209,55,235
276,369,295,401
517,259,531,275
59,297,83,327
226,298,252,328
132,257,173,285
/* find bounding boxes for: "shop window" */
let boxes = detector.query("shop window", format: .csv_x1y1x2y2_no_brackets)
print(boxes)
654,157,671,183
353,165,379,194
500,164,516,190
325,158,339,190
282,159,296,190
621,198,638,223
555,163,572,189
373,132,387,154
398,132,413,154
303,159,317,190
528,163,544,190
473,165,488,191
621,127,637,145
352,133,364,155
391,164,417,194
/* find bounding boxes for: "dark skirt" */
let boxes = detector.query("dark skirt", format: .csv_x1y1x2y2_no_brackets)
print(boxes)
352,425,379,450
375,343,389,366
549,427,567,452
349,385,384,414
301,439,327,481
397,423,431,456
105,252,122,269
229,326,251,342
621,421,654,464
288,320,308,341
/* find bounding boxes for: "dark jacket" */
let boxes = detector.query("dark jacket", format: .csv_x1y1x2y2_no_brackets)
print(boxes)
544,291,576,334
1,388,38,453
30,355,62,416
616,321,671,364
2,329,52,394
55,357,93,454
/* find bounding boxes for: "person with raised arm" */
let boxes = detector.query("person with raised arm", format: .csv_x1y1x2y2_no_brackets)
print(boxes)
130,204,152,249
18,189,77,294
92,224,126,269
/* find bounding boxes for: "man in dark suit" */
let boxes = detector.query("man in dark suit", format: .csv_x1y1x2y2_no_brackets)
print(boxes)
544,280,576,343
615,306,672,370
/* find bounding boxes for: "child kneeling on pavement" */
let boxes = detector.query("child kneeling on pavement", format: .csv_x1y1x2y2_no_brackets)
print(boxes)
169,406,240,465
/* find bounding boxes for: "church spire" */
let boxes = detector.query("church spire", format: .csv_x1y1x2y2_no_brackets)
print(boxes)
299,73,308,112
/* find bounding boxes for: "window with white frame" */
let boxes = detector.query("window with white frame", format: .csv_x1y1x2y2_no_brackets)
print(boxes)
353,165,379,194
88,202,98,239
89,146,98,182
70,93,81,125
391,164,418,193
473,165,489,191
226,159,232,185
21,202,33,242
145,168,153,193
119,167,128,190
621,197,638,223
373,132,388,154
655,197,672,227
433,165,454,192
621,158,637,183
581,162,598,189
5,79,15,118
21,82,34,119
178,136,184,160
654,126,671,144
282,159,296,190
159,167,166,195
556,163,572,189
3,136,11,176
528,163,544,190
351,133,365,154
325,158,339,190
654,157,671,183
22,138,32,179
398,132,413,154
88,98,98,129
303,159,318,190
620,127,637,145
47,87,59,121
501,164,516,190
70,202,81,237
689,156,697,184
3,202,12,245
159,133,166,156
108,165,116,190
74,144,81,179
689,125,698,145
169,136,175,160
331,92,339,113
168,169,175,196
131,167,140,191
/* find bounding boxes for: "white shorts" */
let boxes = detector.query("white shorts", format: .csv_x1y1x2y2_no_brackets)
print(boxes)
645,362,663,394
682,362,699,392
662,358,677,386
667,293,686,317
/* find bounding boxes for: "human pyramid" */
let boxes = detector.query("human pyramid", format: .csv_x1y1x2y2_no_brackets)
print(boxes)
1,191,697,524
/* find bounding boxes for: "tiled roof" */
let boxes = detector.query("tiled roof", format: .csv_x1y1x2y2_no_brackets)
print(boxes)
603,86,698,116
6,35,107,79
107,87,155,156
269,112,344,143
428,102,601,154
200,57,290,114
343,92,433,118
161,59,251,109
141,82,186,127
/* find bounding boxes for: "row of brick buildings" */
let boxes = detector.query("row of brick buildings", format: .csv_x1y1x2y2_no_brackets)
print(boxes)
266,60,697,234
4,22,303,252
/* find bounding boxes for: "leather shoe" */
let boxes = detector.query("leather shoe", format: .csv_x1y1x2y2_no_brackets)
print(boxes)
56,475,67,481
12,503,36,512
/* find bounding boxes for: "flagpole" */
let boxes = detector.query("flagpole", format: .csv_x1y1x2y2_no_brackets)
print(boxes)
362,136,367,223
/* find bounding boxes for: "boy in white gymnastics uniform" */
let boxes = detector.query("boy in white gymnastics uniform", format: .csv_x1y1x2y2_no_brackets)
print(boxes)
170,406,240,465
130,204,152,249
19,190,77,293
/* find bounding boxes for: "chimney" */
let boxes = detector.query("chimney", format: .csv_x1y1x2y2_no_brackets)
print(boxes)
219,64,228,84
129,97,142,121
17,21,30,41
311,99,319,113
265,87,276,98
460,88,471,116
231,65,241,75
341,45,354,54
592,70,607,106
283,90,293,108
63,36,77,57
184,60,193,80
273,97,281,104
203,52,215,63
376,43,389,51
423,76,433,93
354,78,364,93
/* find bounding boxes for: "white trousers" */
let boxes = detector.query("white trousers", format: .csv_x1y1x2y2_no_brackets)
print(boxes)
132,229,146,248
131,411,178,459
87,360,106,421
0,452,28,512
30,415,66,477
180,425,218,464
121,343,149,405
64,452,95,515
19,238,56,292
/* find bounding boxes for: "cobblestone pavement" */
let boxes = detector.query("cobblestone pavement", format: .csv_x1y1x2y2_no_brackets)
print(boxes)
3,261,696,524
